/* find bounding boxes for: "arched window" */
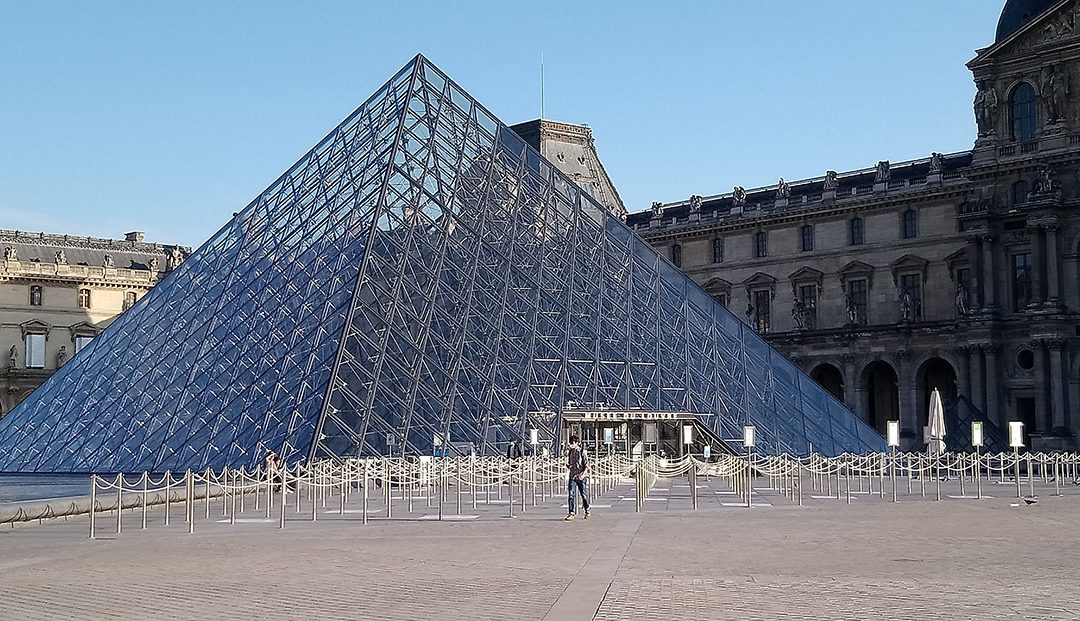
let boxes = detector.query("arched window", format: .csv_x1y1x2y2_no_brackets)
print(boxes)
800,225,814,252
901,210,918,239
671,243,683,268
850,217,864,245
77,288,91,309
1011,83,1038,143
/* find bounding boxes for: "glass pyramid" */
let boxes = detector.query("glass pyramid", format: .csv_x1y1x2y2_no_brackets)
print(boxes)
0,55,885,473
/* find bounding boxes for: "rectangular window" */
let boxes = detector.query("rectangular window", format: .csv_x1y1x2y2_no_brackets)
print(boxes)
671,243,682,268
716,292,729,308
1012,253,1032,311
850,218,864,245
800,225,814,252
712,238,724,264
752,289,771,334
29,285,43,307
75,335,94,354
848,279,868,325
798,284,817,329
25,334,45,368
77,288,91,309
899,273,923,320
753,232,768,258
902,210,918,239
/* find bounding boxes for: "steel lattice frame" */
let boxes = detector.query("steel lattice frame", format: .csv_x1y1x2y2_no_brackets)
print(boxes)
0,56,885,473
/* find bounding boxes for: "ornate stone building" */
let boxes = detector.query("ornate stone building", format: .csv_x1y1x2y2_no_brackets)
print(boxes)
626,0,1080,450
0,230,189,416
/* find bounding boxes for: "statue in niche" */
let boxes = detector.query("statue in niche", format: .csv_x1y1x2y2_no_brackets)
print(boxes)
955,283,970,317
57,346,67,366
898,289,913,322
845,294,858,325
1043,65,1068,124
732,186,747,206
776,178,791,199
973,81,998,137
688,194,703,213
148,257,159,272
54,250,67,265
875,161,891,183
823,171,839,191
8,345,16,369
650,201,664,217
102,254,114,268
791,298,805,330
929,152,944,174
3,247,16,261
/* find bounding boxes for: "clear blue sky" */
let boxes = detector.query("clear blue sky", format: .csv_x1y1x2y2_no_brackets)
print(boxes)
1,1,1003,248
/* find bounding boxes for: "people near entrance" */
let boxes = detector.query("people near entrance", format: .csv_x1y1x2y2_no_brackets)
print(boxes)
506,440,523,460
264,450,289,493
565,434,590,521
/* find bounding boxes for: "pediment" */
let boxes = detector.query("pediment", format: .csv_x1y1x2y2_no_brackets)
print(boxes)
67,321,100,339
838,260,875,288
742,272,776,287
19,319,51,337
972,0,1076,64
943,247,969,269
891,254,930,284
788,266,824,283
702,277,733,293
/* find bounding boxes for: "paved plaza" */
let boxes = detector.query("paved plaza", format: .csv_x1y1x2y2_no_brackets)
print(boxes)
2,474,1079,620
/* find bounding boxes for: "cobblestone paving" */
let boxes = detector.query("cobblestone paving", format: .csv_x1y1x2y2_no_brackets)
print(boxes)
1,476,1078,620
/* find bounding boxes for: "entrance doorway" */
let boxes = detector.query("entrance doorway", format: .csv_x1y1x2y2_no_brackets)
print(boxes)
810,363,845,402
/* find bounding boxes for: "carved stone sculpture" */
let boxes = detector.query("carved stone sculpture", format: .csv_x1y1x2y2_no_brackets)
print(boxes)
973,81,999,137
148,257,160,272
1034,167,1059,195
791,298,805,330
3,246,16,261
875,161,891,183
1043,65,1068,125
688,194,703,213
955,283,970,317
929,152,943,174
57,346,67,366
845,295,858,325
776,178,791,199
650,201,664,217
103,254,114,268
744,302,754,325
55,250,67,265
166,247,185,271
899,289,913,322
8,344,16,369
732,186,747,206
823,171,839,190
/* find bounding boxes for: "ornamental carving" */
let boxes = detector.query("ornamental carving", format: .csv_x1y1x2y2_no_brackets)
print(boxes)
973,81,999,137
776,178,791,199
732,186,747,206
823,171,839,190
688,194,703,213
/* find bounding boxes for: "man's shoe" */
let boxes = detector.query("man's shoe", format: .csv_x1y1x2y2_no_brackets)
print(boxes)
564,514,575,521
584,510,590,520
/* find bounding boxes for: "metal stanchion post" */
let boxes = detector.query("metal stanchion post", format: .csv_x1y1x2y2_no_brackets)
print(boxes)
89,475,97,539
507,468,514,518
141,471,148,530
1014,447,1022,499
164,471,172,526
1028,455,1035,498
975,446,982,500
690,462,697,510
891,447,897,503
362,461,369,525
116,474,123,535
187,470,195,534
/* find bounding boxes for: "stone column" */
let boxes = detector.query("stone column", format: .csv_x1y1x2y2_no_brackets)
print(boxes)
1033,341,1050,433
1028,224,1045,306
1047,338,1067,433
985,345,1002,427
969,345,986,414
841,353,857,412
897,350,916,442
980,234,996,312
1044,224,1062,307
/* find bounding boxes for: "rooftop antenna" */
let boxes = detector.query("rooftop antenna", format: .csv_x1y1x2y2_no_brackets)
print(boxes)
540,51,545,120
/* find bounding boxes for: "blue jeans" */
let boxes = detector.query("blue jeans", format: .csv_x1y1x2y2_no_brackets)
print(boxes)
567,477,590,514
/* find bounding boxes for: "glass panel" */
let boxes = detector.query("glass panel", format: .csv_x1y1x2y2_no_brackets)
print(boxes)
25,334,45,368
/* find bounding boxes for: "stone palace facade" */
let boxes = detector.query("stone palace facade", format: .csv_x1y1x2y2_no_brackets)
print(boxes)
626,0,1080,450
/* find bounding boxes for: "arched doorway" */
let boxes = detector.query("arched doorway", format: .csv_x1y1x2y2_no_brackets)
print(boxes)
917,357,958,428
810,363,845,403
861,361,898,434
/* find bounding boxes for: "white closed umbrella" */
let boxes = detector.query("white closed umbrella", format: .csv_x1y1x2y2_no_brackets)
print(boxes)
928,388,946,456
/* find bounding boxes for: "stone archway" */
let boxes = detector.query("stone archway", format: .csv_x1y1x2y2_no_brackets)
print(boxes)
810,363,845,403
917,357,958,428
860,361,898,435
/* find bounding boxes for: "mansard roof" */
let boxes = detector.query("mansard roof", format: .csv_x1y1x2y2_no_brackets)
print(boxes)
626,151,972,229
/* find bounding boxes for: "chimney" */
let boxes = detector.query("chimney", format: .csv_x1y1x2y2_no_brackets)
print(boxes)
125,231,144,243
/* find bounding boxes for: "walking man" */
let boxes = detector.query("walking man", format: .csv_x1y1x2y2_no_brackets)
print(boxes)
565,434,590,521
